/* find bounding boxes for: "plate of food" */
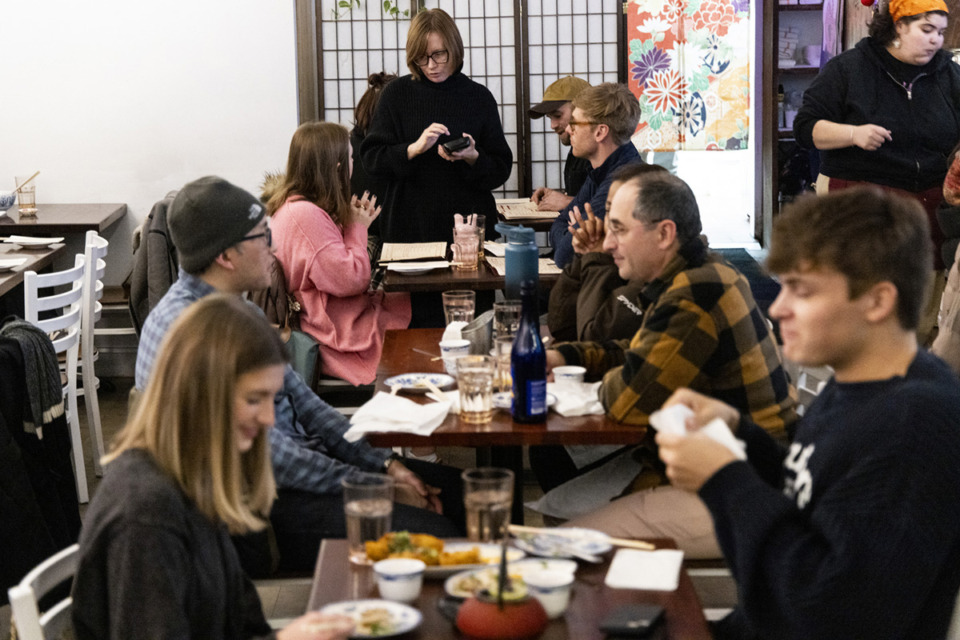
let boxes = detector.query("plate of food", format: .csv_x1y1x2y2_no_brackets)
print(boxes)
0,257,27,272
384,373,455,394
511,527,613,560
365,531,525,578
318,599,421,638
444,558,578,599
492,392,557,410
386,260,450,275
3,235,65,249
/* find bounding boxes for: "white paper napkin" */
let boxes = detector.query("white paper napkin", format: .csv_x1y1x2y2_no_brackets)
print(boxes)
649,403,746,460
605,548,685,591
442,321,467,341
427,389,460,414
344,392,451,443
547,381,604,417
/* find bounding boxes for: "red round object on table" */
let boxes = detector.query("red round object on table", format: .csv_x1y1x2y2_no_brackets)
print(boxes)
456,594,549,639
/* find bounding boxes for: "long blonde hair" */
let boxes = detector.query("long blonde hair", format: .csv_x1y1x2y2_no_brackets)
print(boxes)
107,294,287,533
267,122,351,226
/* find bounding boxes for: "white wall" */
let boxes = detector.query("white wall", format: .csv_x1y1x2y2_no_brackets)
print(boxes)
0,0,300,284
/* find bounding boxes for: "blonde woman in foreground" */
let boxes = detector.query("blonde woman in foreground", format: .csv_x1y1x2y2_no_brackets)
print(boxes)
71,294,354,640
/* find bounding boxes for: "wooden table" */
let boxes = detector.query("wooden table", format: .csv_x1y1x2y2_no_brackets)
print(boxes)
307,539,712,640
381,260,560,294
0,203,127,235
0,243,68,298
367,328,643,448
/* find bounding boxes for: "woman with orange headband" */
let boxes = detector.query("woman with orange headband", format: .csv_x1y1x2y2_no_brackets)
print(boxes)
792,0,958,270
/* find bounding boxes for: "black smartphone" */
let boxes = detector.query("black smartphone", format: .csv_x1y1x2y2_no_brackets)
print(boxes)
442,136,470,153
599,604,665,637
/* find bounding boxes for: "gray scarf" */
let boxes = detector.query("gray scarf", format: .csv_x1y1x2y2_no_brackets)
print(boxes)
0,316,65,435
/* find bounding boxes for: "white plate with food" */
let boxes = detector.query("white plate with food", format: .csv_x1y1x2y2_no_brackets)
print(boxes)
0,257,28,272
386,260,450,275
421,542,526,577
444,558,578,598
511,527,613,559
492,392,557,411
318,599,421,638
384,373,455,394
2,235,65,249
363,532,526,578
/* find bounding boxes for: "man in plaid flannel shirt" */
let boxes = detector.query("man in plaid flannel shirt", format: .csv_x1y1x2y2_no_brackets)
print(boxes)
538,173,796,558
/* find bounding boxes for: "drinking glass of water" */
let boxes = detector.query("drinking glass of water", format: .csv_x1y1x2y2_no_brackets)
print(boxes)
342,471,394,565
461,467,514,543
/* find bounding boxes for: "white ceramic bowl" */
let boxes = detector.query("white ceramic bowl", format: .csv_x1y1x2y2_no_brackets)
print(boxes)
440,338,471,376
524,569,574,619
374,558,426,603
553,365,586,385
0,191,16,213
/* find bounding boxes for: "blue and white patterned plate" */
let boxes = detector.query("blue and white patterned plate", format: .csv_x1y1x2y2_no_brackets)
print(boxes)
318,599,422,638
384,373,455,394
511,527,612,559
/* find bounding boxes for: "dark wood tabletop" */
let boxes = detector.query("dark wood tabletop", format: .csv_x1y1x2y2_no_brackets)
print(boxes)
0,243,68,298
307,539,712,640
0,203,127,235
365,328,646,448
381,260,560,294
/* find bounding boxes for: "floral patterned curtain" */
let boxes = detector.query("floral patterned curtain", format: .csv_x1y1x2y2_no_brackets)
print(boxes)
627,0,751,151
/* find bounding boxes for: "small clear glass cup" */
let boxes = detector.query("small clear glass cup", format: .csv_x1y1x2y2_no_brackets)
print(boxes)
342,471,394,565
461,467,514,543
15,175,37,216
493,300,522,340
493,336,514,395
456,355,495,424
442,290,476,324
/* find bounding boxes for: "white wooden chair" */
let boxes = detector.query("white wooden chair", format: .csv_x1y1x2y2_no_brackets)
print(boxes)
78,230,109,476
24,258,89,503
7,543,79,640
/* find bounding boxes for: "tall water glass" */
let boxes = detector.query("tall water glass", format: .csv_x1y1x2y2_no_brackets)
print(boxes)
493,299,522,340
442,290,476,324
456,355,495,424
462,467,514,543
342,471,394,565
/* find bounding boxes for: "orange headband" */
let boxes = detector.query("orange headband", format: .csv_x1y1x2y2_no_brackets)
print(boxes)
889,0,948,23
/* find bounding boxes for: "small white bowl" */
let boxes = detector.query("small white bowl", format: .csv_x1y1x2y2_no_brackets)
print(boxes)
0,191,15,213
553,365,586,385
524,569,574,619
374,558,425,603
440,338,471,376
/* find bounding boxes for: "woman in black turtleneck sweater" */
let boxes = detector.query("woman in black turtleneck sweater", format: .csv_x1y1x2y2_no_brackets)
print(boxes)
361,8,512,246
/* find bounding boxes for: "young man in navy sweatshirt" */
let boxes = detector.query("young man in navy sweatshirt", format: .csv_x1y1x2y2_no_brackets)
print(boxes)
657,186,960,639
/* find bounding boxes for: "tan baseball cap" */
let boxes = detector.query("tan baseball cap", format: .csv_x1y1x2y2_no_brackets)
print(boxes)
529,76,591,119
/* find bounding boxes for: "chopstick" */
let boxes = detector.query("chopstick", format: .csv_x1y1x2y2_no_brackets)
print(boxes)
412,348,443,361
422,379,446,398
507,524,656,550
13,171,40,194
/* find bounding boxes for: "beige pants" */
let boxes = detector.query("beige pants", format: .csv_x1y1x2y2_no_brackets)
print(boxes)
564,485,723,559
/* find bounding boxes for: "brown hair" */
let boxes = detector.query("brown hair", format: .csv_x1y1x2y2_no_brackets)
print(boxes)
572,83,642,146
267,122,351,225
406,9,464,81
354,72,397,136
868,8,947,46
766,187,932,330
106,294,287,533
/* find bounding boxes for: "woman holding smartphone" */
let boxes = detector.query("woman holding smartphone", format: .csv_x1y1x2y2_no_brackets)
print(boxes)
71,295,354,640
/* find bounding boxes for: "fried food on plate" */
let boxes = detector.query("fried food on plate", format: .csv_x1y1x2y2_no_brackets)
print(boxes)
365,531,481,566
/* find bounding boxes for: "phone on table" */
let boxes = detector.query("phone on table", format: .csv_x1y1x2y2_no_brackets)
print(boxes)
599,604,665,637
442,136,471,154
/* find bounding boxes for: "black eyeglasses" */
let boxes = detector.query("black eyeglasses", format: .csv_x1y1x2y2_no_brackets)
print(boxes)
415,49,449,67
240,226,272,248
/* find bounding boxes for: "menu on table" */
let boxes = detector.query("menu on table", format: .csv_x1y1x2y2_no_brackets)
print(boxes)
379,242,448,263
485,257,562,276
496,198,559,220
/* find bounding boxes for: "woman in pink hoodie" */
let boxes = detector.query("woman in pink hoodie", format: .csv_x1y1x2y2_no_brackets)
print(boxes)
269,122,411,385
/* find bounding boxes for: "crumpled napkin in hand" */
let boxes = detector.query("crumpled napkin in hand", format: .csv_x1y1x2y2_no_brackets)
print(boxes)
649,403,746,460
344,392,451,443
547,381,604,417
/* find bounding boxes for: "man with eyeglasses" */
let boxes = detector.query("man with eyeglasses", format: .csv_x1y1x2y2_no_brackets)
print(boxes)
136,176,464,575
528,76,593,212
548,82,644,269
532,172,795,560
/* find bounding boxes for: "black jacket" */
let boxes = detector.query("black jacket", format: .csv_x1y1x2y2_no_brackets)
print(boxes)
793,38,960,192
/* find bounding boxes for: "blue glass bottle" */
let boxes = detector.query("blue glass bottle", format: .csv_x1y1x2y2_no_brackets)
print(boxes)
511,279,547,423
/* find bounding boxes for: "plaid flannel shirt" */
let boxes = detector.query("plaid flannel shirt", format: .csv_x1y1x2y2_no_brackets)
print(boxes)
135,270,389,494
556,238,796,440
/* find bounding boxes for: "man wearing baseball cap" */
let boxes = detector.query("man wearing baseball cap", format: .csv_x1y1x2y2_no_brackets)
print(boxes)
136,176,464,575
529,76,592,212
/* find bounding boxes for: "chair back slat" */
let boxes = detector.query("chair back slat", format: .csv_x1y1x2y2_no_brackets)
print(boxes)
7,544,79,640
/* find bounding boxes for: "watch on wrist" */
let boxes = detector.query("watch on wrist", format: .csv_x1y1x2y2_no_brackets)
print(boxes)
383,453,400,471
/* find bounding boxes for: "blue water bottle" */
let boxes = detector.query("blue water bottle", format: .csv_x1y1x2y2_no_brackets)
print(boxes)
511,279,547,423
495,223,538,301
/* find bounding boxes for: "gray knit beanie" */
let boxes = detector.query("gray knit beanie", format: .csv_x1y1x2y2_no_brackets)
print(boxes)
168,176,266,274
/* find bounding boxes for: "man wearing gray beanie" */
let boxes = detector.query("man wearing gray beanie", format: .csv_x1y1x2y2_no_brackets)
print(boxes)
135,175,464,575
